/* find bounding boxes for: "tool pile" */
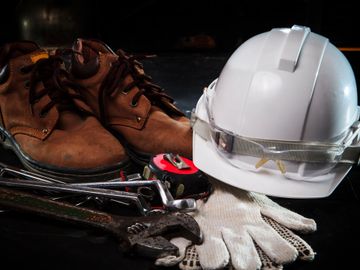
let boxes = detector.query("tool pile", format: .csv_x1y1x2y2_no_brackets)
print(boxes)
0,154,206,259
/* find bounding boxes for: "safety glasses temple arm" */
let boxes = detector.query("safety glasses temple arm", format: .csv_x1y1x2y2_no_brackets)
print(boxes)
191,112,211,141
342,144,360,165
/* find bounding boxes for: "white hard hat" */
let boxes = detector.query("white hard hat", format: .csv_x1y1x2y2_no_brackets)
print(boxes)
192,25,360,198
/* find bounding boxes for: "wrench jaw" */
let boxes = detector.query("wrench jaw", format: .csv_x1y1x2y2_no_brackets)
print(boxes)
130,236,179,258
119,212,202,259
144,212,202,245
170,212,202,245
0,179,202,259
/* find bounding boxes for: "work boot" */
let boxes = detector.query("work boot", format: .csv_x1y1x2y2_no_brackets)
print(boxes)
0,41,129,181
69,39,192,164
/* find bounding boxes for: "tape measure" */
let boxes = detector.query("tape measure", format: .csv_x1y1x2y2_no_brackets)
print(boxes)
143,153,212,199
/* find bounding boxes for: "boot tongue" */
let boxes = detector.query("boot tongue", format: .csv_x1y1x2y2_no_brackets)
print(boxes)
33,57,86,131
40,71,86,130
74,38,115,57
71,39,106,79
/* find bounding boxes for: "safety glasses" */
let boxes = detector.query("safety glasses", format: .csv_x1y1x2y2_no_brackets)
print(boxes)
192,85,360,180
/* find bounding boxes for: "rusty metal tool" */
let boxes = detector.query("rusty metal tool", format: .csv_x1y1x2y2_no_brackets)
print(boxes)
73,180,196,212
0,177,151,216
0,163,196,212
0,187,202,258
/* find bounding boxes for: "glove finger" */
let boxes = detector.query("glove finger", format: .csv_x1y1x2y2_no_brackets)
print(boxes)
179,245,202,270
182,247,284,270
195,233,230,270
248,223,298,265
263,216,316,261
222,228,261,270
254,243,283,270
260,204,316,233
155,237,192,267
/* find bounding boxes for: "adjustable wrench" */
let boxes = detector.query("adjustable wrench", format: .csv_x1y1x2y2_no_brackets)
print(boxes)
0,187,202,258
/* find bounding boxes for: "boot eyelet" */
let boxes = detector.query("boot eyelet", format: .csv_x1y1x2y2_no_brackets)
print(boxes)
130,101,138,107
42,128,49,134
136,116,142,122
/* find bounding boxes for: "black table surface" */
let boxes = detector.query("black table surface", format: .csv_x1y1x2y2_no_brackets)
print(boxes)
0,53,359,270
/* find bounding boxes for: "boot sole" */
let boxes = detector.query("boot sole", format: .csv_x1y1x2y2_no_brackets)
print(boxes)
0,125,131,182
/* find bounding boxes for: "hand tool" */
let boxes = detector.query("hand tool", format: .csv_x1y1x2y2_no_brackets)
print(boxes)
73,180,196,212
143,153,212,199
0,163,197,212
0,187,202,258
0,177,151,216
0,162,64,184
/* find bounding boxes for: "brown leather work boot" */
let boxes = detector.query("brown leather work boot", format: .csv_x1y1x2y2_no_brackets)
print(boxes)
69,39,192,164
0,41,129,181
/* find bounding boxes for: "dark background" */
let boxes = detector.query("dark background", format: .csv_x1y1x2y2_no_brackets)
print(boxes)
2,0,360,91
1,1,360,269
1,0,360,51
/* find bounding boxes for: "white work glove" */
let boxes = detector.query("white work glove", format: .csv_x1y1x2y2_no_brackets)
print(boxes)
156,178,316,270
